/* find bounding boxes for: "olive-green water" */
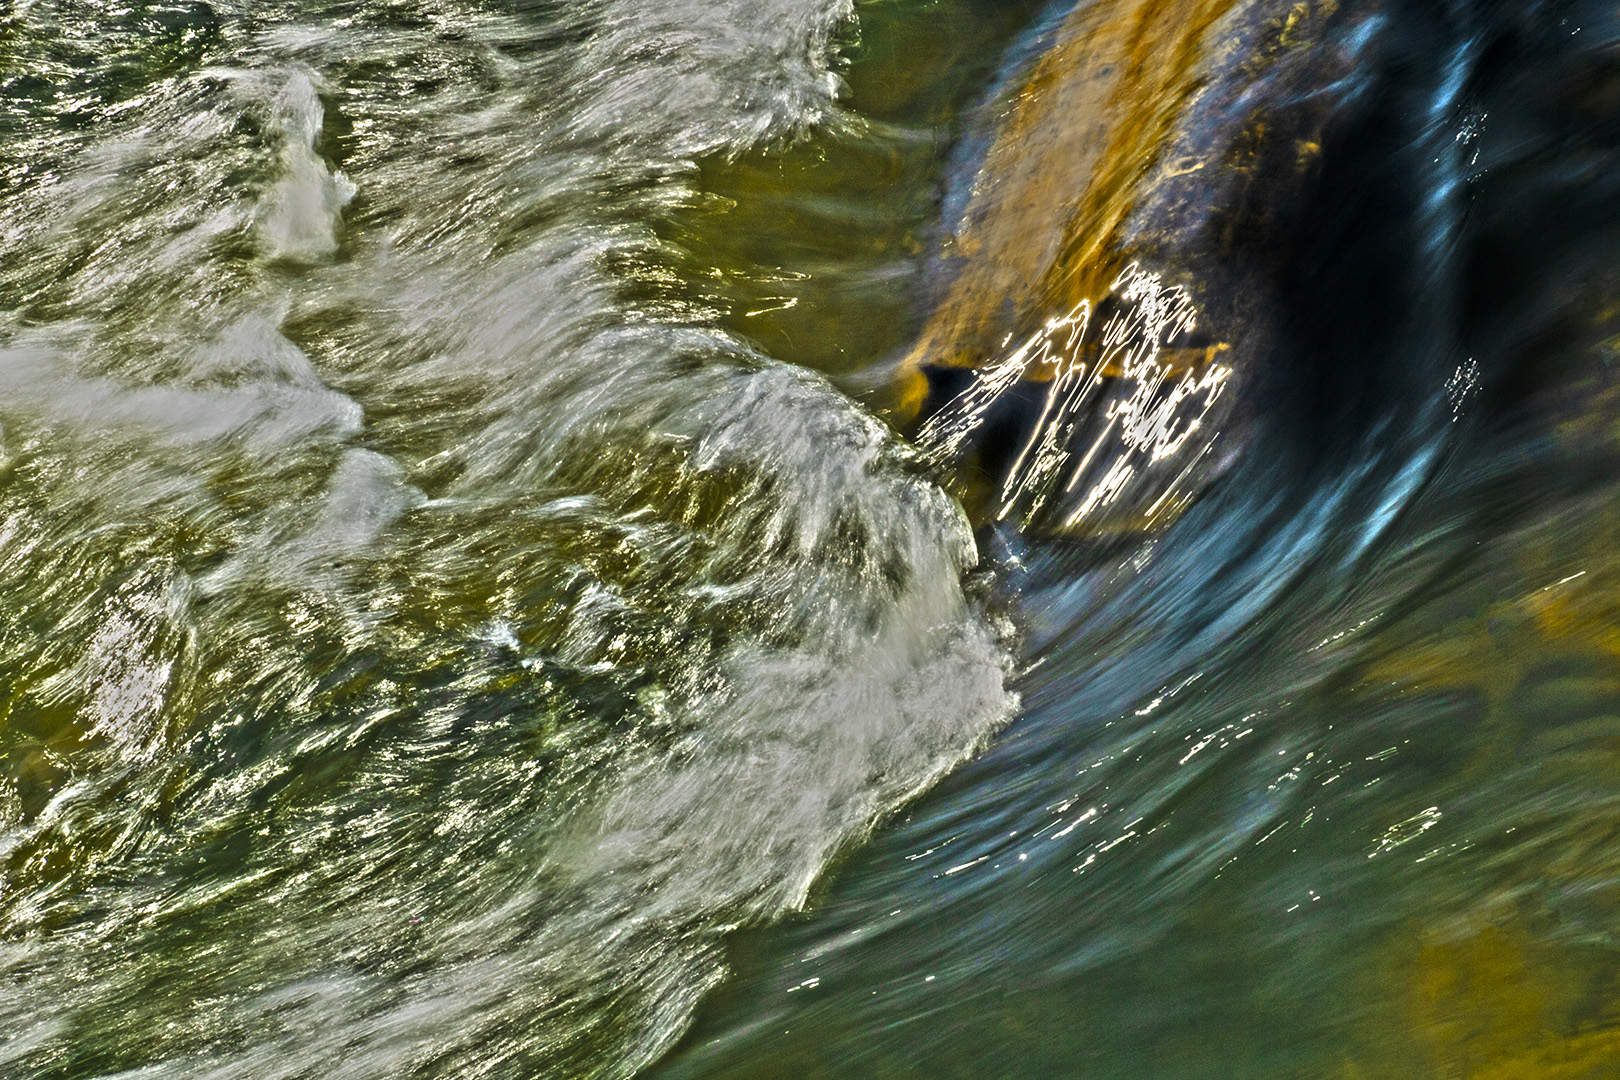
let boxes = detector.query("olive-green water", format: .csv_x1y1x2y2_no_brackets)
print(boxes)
5,2,1620,1079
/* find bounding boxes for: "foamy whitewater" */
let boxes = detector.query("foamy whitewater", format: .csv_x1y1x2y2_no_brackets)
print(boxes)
0,2,1012,1075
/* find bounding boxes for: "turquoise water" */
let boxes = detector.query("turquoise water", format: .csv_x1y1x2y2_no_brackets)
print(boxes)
5,2,1620,1078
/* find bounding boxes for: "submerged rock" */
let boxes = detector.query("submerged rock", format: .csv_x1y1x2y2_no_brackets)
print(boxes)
901,0,1402,534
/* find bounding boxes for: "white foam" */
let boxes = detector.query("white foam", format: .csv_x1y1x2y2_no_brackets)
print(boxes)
259,72,356,262
0,2,1012,1076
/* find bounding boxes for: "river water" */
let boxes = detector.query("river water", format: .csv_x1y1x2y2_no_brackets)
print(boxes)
4,2,1620,1078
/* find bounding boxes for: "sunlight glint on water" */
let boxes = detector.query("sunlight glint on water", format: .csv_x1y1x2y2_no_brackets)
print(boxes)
0,2,1014,1076
7,2,1620,1079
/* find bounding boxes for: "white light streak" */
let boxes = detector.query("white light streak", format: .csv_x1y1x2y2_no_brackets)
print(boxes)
1369,806,1442,858
918,264,1232,531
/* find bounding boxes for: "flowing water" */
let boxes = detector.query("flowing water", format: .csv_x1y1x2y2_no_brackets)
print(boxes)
3,2,1620,1078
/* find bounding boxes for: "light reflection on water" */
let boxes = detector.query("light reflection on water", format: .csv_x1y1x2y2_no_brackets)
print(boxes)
3,0,1620,1078
647,1,1620,1074
918,263,1233,531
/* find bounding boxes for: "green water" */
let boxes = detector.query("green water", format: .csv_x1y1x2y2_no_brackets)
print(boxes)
4,2,1620,1079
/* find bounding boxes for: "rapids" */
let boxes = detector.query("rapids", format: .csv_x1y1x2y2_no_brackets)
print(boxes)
0,2,1014,1075
3,2,1620,1079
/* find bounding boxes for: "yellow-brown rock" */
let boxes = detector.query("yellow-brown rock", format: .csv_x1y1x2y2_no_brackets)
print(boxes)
898,0,1365,421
